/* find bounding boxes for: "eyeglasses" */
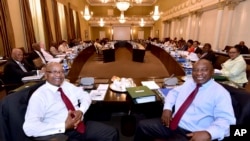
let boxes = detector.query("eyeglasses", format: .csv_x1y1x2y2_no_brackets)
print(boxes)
46,71,64,75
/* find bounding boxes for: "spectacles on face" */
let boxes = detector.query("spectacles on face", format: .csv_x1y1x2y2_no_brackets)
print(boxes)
46,71,64,75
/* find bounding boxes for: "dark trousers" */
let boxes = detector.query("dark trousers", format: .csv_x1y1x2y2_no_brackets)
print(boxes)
32,121,119,141
133,118,218,141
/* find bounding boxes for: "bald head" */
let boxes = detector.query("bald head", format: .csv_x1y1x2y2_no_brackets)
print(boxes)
11,48,23,62
192,59,214,84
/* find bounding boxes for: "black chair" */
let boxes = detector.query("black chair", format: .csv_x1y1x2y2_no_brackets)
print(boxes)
0,81,45,141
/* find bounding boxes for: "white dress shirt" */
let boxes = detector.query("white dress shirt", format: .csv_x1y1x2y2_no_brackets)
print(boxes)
164,78,236,140
34,50,47,64
23,81,91,137
41,48,54,61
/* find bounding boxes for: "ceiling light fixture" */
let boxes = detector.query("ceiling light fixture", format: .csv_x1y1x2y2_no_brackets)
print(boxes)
81,5,93,21
99,18,105,27
135,0,142,4
116,0,130,11
139,18,145,27
152,5,160,21
119,11,126,23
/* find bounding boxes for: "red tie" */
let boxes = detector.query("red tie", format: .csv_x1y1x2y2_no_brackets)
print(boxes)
170,84,201,130
58,87,86,133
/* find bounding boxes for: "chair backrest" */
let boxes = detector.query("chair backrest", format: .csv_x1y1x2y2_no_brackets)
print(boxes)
0,81,45,141
32,57,44,69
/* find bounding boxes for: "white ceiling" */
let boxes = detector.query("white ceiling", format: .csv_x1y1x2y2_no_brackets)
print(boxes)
85,0,158,27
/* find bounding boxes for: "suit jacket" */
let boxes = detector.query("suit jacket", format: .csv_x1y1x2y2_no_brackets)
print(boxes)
200,51,216,65
3,59,36,84
0,81,45,141
27,50,46,68
194,47,202,54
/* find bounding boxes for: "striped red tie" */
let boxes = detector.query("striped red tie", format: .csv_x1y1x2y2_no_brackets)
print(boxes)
170,84,201,130
58,87,85,133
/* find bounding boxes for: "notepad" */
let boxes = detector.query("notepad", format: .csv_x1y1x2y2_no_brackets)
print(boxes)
89,84,109,101
141,81,160,90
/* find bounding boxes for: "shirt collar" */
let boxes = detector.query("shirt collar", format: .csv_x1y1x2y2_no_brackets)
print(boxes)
45,81,66,93
191,78,213,89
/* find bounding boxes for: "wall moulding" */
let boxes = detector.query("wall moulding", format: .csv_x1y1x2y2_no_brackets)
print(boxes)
161,0,243,21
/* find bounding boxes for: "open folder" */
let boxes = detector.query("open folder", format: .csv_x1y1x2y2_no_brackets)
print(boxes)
126,86,156,104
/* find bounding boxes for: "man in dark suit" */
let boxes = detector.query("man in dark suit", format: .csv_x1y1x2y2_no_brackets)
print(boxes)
199,43,216,65
27,43,47,69
238,41,249,54
194,41,202,55
3,48,37,90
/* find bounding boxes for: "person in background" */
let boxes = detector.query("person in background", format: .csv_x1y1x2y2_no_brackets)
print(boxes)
193,40,202,55
3,48,37,89
221,46,248,87
58,40,70,53
199,43,216,65
23,62,119,141
187,39,194,53
237,41,249,54
178,39,188,51
50,41,62,56
27,43,47,68
39,42,54,61
133,59,235,141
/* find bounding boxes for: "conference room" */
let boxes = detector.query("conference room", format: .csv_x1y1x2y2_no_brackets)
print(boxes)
1,0,250,141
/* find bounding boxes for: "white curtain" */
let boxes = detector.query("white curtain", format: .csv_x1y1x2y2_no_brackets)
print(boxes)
57,3,67,40
29,0,45,43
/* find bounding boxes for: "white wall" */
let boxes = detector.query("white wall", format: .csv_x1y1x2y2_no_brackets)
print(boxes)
162,0,250,51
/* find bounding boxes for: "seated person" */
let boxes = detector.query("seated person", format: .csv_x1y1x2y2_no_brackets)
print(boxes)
187,39,194,53
39,42,54,61
193,40,202,55
94,39,104,54
27,43,47,68
133,59,235,141
221,46,248,86
58,40,71,53
199,43,216,65
50,41,62,56
237,41,249,54
23,62,118,141
3,48,37,88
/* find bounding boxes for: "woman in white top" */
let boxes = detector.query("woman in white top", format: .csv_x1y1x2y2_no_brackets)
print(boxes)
58,40,70,53
221,46,248,86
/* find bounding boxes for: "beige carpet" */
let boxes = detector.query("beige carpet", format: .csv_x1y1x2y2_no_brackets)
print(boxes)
79,47,169,78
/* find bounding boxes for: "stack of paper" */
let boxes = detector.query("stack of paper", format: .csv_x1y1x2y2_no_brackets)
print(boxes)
141,81,160,89
89,84,109,101
22,73,44,81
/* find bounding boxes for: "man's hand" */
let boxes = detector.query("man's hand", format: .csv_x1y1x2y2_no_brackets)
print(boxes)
161,109,172,127
65,110,83,130
186,131,211,141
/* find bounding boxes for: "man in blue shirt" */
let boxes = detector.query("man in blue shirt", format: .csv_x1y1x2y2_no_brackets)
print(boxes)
133,59,236,141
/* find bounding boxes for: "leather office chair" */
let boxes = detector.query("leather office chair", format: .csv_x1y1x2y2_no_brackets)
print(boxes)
0,81,45,141
32,57,45,69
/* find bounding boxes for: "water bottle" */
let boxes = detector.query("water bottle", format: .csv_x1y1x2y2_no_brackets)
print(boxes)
63,59,68,70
